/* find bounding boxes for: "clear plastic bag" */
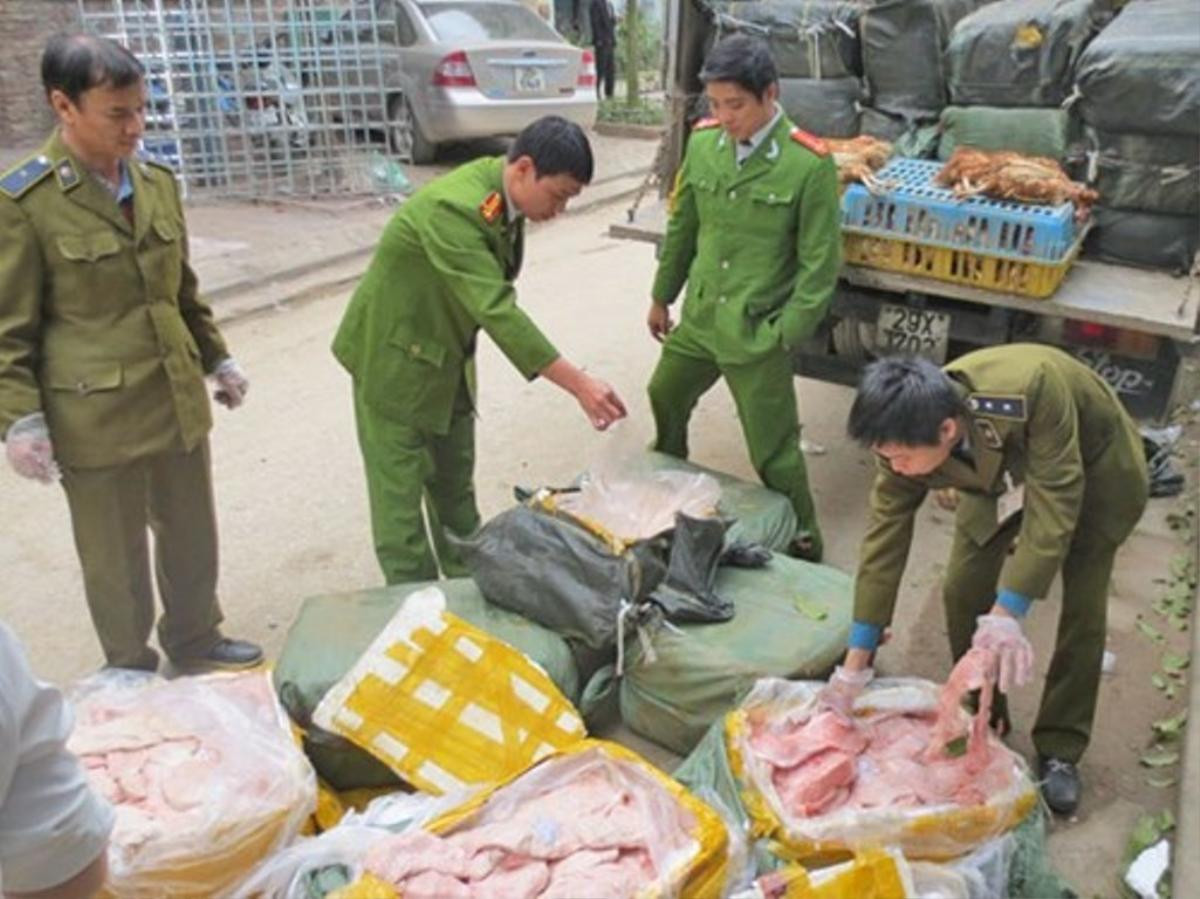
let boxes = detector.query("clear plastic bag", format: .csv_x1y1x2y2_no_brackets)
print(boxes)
555,465,722,543
67,670,317,898
727,678,1036,862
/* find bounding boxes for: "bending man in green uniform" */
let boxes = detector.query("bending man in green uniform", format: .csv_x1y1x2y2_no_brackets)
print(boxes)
333,116,627,584
646,35,842,561
0,35,262,671
822,346,1148,815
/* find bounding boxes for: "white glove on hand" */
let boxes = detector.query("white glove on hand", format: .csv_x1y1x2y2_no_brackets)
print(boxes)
818,665,874,720
971,614,1035,694
5,413,60,483
212,357,249,409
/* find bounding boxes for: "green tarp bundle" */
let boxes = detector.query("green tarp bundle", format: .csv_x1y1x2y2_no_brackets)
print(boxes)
1083,207,1200,274
938,106,1081,162
861,0,990,119
1075,0,1200,137
779,76,863,138
704,0,867,80
945,0,1110,108
273,579,581,790
616,554,852,755
1086,129,1200,216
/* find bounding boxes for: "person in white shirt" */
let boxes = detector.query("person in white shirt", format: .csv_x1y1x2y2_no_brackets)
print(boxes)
0,623,112,899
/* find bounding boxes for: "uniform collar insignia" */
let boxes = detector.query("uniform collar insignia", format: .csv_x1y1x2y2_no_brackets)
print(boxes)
966,393,1027,421
765,138,780,161
54,158,80,191
974,418,1004,450
480,190,504,225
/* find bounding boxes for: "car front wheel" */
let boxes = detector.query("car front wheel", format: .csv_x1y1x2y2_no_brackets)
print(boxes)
388,94,437,165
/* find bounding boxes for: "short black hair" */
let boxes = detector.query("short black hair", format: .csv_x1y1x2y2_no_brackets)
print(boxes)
41,34,144,105
508,115,594,184
847,356,968,447
700,34,778,99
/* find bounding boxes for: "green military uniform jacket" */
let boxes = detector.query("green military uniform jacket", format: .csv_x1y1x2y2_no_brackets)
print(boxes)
332,155,559,435
651,113,842,364
0,132,225,469
854,344,1147,628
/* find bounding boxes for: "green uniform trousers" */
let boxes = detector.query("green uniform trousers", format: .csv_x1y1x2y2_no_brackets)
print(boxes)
353,382,480,584
647,343,820,547
942,516,1124,763
60,439,225,670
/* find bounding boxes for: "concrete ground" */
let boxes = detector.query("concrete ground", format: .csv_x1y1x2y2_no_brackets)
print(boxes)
2,145,1193,897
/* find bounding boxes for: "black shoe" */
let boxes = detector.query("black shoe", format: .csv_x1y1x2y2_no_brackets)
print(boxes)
175,638,264,672
786,532,824,564
1038,756,1081,815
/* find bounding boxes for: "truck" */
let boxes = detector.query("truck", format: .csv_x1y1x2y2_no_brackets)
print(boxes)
609,0,1200,422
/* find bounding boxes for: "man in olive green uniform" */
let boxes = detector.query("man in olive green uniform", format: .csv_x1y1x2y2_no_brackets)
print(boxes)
647,35,842,562
333,116,626,584
824,345,1148,815
0,35,261,671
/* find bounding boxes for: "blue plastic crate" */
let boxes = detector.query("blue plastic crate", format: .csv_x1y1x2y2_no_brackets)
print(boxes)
841,159,1078,262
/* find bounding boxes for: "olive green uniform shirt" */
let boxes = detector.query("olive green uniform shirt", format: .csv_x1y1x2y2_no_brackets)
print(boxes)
854,344,1148,628
0,132,225,468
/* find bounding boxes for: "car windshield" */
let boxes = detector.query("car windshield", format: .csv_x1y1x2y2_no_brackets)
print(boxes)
419,2,559,42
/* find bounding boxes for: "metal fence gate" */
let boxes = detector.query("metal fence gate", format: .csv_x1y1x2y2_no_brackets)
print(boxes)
78,0,407,197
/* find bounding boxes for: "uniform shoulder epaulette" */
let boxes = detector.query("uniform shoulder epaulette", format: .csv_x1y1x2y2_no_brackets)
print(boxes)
966,393,1027,421
790,127,829,157
479,190,504,225
0,155,54,200
692,117,720,131
139,154,178,176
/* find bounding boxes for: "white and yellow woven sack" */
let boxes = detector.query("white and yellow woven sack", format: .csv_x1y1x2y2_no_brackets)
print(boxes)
312,587,585,796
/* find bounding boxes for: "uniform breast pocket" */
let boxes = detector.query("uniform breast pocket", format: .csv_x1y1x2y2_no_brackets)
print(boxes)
145,217,185,295
55,232,124,301
748,188,795,233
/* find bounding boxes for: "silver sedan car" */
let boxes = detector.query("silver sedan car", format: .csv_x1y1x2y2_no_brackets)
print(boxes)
320,0,598,163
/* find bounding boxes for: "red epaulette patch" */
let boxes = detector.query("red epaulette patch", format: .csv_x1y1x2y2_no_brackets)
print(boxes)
790,128,829,156
480,191,504,224
692,117,720,131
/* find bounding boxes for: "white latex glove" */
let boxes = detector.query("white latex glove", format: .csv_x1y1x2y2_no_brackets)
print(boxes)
971,613,1035,694
212,357,249,409
4,412,60,483
818,665,874,720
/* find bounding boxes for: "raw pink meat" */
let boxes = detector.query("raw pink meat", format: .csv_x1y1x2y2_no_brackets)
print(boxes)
750,654,1021,822
403,871,472,898
365,766,686,896
470,859,550,898
772,749,857,816
750,710,869,768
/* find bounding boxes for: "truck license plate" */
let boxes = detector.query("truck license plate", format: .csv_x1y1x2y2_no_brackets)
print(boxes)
515,66,546,93
876,304,951,362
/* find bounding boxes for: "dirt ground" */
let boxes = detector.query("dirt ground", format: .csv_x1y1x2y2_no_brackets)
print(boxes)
1,198,1192,897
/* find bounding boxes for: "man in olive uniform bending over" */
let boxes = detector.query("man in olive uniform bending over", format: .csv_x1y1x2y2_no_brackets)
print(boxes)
823,346,1148,815
333,116,627,585
646,35,842,562
0,35,261,672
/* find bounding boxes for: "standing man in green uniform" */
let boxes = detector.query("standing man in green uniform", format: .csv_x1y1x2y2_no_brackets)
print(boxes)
823,346,1149,814
647,35,842,562
0,35,262,672
333,116,627,585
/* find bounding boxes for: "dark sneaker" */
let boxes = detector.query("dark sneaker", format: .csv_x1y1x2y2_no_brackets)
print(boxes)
175,638,264,672
1038,756,1081,815
787,531,824,564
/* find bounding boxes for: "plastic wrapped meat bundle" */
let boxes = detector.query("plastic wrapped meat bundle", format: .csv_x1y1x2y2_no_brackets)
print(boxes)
726,659,1036,861
553,466,721,543
68,670,317,898
704,0,867,80
319,741,731,898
